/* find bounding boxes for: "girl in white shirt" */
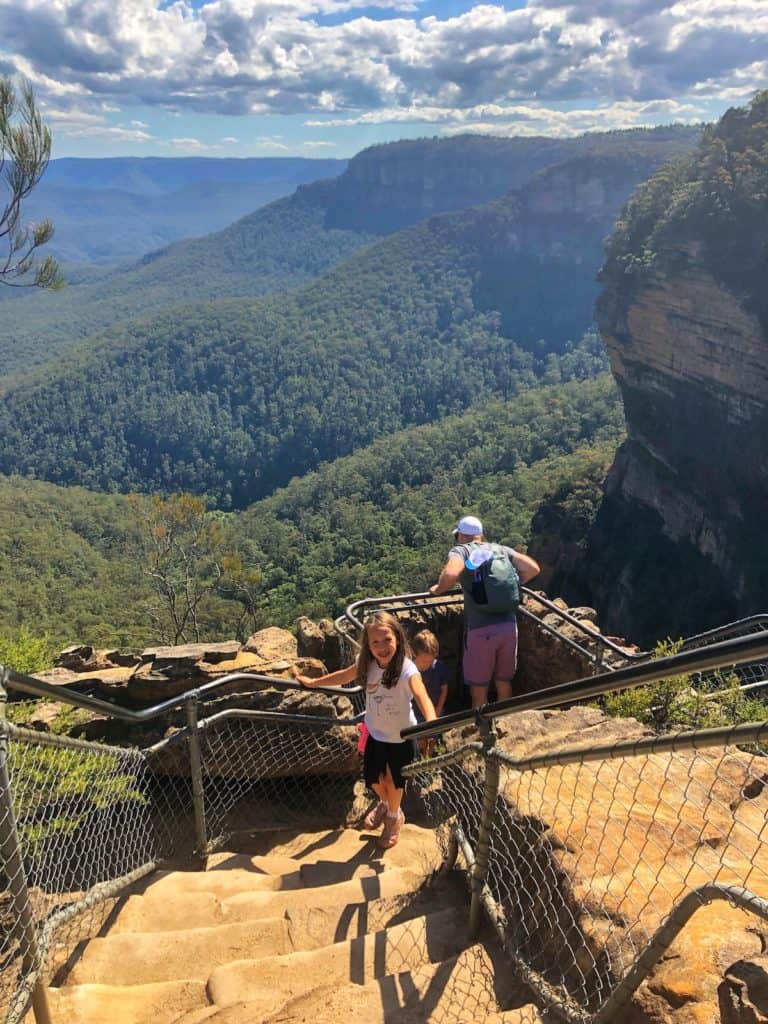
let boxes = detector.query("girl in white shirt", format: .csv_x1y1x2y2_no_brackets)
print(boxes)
298,611,436,849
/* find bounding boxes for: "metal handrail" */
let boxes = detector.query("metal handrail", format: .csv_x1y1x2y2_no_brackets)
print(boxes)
403,629,768,741
344,588,646,671
678,614,768,647
1,666,362,722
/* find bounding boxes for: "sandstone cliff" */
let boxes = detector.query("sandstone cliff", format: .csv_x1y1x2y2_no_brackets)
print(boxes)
310,127,698,235
569,93,768,646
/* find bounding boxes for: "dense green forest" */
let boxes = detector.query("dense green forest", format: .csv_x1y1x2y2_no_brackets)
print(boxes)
0,191,374,379
0,182,611,507
601,90,768,328
236,375,624,627
0,139,672,509
0,126,698,381
0,376,623,651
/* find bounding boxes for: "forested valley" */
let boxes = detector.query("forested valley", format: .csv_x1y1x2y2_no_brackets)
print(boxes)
0,376,622,652
0,125,704,655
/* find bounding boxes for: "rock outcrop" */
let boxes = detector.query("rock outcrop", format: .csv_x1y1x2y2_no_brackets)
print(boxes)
564,94,768,646
320,128,698,236
26,628,336,751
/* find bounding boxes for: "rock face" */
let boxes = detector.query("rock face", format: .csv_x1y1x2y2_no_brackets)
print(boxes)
584,252,768,647
566,95,768,646
484,706,768,1024
316,128,698,237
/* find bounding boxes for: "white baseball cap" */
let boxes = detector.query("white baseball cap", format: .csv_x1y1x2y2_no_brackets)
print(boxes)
453,515,483,538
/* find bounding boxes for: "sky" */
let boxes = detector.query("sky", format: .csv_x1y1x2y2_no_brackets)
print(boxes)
1,0,767,159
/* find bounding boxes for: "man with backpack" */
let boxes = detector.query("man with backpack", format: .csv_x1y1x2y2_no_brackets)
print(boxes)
429,515,540,708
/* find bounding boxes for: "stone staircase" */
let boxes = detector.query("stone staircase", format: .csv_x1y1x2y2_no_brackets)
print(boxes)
38,823,543,1024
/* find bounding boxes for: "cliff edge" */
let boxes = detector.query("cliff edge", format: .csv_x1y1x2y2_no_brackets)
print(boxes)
572,91,768,645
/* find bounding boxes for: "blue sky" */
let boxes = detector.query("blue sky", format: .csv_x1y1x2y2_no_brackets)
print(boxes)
0,0,766,159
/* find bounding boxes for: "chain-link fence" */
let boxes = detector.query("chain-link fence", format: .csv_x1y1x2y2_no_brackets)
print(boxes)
5,630,768,1024
0,699,362,1024
407,717,768,1023
196,710,361,847
0,723,195,1024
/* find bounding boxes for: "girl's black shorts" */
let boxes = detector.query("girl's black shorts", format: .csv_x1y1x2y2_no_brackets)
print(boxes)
363,735,417,790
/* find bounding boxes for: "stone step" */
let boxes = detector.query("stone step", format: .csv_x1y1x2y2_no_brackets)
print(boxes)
46,826,494,1024
206,906,467,1014
43,979,206,1024
66,918,294,986
144,858,376,899
262,940,544,1024
111,867,421,933
207,823,441,876
169,944,543,1024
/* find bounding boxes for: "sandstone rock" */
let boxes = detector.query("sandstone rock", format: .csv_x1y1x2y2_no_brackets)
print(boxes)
721,957,768,1024
296,617,347,672
582,250,768,645
241,627,297,663
57,644,95,669
57,645,140,672
31,666,80,687
195,651,267,676
296,617,327,660
25,702,66,731
569,607,598,621
477,706,768,1024
126,663,206,703
290,657,328,679
630,906,768,1024
32,665,135,697
141,641,241,665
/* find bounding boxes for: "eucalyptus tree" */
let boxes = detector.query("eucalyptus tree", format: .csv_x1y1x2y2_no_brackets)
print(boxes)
0,76,62,288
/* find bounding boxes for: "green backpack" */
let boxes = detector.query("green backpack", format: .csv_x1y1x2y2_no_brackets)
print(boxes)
465,542,521,614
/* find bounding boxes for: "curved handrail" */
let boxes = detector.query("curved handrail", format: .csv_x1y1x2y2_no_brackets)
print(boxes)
402,629,768,741
344,587,641,669
0,665,362,723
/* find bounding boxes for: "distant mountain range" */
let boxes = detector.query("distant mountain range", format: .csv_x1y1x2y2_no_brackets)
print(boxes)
0,131,698,507
23,156,347,265
2,127,699,381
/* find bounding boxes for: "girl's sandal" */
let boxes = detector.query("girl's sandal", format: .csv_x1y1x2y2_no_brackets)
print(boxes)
377,810,404,849
363,800,388,830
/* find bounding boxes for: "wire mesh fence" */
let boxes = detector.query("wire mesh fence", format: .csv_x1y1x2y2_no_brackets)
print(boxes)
5,627,768,1024
198,712,361,845
407,720,768,1023
0,723,196,1024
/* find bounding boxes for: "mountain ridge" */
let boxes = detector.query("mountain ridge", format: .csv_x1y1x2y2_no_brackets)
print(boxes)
2,126,699,380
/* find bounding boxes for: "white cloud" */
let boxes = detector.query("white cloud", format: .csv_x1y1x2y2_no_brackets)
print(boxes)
220,135,238,143
253,135,291,149
169,136,208,149
307,96,703,134
303,139,335,147
0,0,766,133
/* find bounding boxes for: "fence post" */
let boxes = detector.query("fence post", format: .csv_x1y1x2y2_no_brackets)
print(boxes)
185,695,208,862
469,714,500,938
593,639,605,675
0,668,53,1024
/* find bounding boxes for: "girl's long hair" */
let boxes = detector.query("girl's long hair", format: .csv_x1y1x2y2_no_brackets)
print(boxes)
356,611,409,689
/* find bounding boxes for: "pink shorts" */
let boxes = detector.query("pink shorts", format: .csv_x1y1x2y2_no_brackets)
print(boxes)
463,620,518,687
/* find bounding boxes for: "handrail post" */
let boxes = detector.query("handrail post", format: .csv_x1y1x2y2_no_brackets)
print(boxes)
593,639,605,675
0,668,53,1024
185,695,208,863
469,713,500,938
